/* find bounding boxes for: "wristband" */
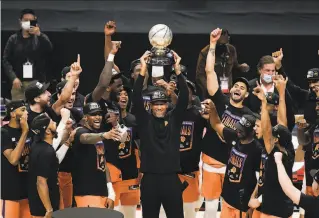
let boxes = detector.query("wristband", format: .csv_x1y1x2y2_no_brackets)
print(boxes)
107,182,116,201
46,208,53,213
107,54,115,62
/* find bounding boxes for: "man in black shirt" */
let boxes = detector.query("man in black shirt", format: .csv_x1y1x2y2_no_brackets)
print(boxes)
132,50,189,218
2,9,53,100
208,99,261,218
28,113,60,218
1,100,31,218
275,152,319,218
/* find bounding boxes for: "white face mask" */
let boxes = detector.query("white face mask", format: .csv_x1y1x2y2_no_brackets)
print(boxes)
263,74,273,84
21,21,30,30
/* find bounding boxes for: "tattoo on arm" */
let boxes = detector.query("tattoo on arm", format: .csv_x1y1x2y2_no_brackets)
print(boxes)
209,48,215,56
80,133,103,144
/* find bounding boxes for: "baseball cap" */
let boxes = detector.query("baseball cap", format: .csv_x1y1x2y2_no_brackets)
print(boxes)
3,100,26,121
234,115,256,135
233,77,250,92
61,66,71,79
272,124,292,148
31,113,51,135
186,80,196,94
56,80,68,94
83,102,103,115
265,92,279,105
25,81,50,103
306,68,319,81
150,90,168,103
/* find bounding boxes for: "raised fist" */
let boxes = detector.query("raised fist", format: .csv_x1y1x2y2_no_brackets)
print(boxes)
210,28,222,44
104,21,116,36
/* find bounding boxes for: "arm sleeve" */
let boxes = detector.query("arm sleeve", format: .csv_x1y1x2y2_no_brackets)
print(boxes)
37,150,54,178
171,75,189,123
1,128,13,152
2,35,17,82
298,193,319,212
195,46,209,99
52,121,66,150
132,75,149,126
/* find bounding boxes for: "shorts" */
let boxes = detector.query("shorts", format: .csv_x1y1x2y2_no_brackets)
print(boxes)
113,179,140,206
178,171,200,203
106,163,122,183
58,172,73,209
75,196,107,208
220,200,246,218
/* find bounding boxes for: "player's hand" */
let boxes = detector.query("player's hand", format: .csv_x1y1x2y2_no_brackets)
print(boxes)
201,99,215,114
210,28,222,44
171,50,182,75
312,180,319,196
140,51,151,69
70,54,82,77
20,112,29,133
110,41,121,55
106,113,119,126
105,198,114,209
248,198,261,209
252,81,266,101
296,119,308,129
44,210,53,218
103,129,121,141
60,108,71,123
104,21,116,36
29,25,41,36
274,152,283,164
13,78,22,89
272,48,284,69
65,129,76,147
273,75,288,95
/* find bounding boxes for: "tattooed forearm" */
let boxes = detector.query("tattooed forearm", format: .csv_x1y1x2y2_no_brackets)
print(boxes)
209,48,215,56
80,133,103,145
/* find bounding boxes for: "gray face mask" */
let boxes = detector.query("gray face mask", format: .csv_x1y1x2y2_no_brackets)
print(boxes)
263,74,273,84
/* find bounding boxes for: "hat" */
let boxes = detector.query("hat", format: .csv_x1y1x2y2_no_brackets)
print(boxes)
186,80,196,94
306,68,319,81
234,115,256,135
61,66,71,79
25,81,50,103
272,124,292,148
56,80,68,94
150,90,168,103
233,77,250,92
265,92,279,105
83,102,103,115
3,100,26,121
31,113,51,135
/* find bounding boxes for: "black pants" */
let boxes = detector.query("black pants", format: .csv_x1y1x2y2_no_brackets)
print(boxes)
141,173,184,218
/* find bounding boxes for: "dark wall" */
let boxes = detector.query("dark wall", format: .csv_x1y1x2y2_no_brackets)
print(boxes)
2,31,319,99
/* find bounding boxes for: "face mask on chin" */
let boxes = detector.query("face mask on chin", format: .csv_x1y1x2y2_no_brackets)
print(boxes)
262,74,273,84
21,21,30,30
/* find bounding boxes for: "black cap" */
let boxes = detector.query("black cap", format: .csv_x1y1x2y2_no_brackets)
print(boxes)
3,100,26,121
186,80,196,94
272,124,292,148
150,90,168,103
265,92,279,105
233,77,250,92
31,113,51,135
56,80,68,94
61,66,71,79
83,102,103,115
306,68,319,81
234,115,256,134
25,81,50,103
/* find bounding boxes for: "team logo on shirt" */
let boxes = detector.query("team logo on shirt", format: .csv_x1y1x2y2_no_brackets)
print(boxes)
227,147,248,183
312,127,319,159
179,121,195,151
95,141,106,172
14,137,32,172
118,127,133,159
143,96,151,113
258,152,268,187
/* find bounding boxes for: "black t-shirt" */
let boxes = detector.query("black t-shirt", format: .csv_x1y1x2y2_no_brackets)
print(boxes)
299,193,319,218
71,127,108,197
256,146,267,197
28,141,60,216
221,127,261,212
202,88,254,164
311,125,319,170
117,113,139,180
259,145,295,217
179,106,206,173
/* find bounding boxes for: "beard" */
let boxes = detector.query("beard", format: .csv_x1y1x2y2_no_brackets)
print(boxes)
230,93,244,103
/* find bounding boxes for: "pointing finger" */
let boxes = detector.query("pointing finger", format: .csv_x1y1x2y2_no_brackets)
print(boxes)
77,54,80,64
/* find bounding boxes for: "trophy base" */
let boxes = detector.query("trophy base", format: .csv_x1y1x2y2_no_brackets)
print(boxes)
148,47,175,66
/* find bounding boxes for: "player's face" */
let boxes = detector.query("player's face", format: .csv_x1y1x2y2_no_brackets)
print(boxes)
254,119,263,139
65,89,76,109
86,112,102,130
151,101,168,118
12,106,28,121
36,90,51,106
118,90,129,110
110,78,123,93
48,119,58,138
230,82,248,103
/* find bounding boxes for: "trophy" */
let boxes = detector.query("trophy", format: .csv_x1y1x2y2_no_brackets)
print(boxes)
148,24,175,83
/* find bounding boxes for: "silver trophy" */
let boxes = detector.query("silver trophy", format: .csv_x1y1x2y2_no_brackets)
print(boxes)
148,24,175,66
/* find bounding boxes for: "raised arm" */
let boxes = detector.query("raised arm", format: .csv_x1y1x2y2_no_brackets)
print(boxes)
253,82,273,154
205,99,225,138
206,28,222,96
274,75,288,127
104,21,116,61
